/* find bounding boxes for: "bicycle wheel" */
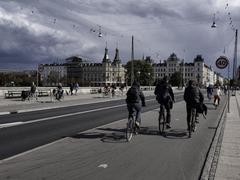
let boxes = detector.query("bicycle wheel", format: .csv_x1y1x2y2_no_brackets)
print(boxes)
158,106,165,135
126,116,134,142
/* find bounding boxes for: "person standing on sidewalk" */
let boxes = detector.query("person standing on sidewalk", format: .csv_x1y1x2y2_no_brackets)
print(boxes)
154,76,175,129
30,82,37,100
184,80,204,131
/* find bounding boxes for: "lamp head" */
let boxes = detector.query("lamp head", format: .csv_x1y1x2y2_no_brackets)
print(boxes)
211,21,217,28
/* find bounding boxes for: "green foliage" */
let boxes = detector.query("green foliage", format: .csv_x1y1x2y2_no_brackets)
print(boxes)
125,60,153,86
214,79,222,86
47,71,59,85
0,72,37,86
169,71,181,86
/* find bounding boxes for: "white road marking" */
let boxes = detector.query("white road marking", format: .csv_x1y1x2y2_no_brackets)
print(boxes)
98,164,108,168
0,122,23,128
175,118,179,121
0,98,156,129
0,104,125,129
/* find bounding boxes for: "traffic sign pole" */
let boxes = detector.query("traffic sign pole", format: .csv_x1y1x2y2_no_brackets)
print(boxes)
216,56,230,113
37,65,39,94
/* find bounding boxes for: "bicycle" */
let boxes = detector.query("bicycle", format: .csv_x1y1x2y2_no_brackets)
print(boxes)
126,112,138,142
188,108,197,138
158,104,166,136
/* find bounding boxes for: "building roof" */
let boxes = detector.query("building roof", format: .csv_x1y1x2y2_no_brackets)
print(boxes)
113,48,121,64
102,48,111,63
167,53,180,61
194,55,204,62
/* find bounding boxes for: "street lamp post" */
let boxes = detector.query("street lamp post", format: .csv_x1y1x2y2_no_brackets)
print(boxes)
137,71,140,82
211,19,237,113
232,29,238,95
148,72,151,90
131,36,134,85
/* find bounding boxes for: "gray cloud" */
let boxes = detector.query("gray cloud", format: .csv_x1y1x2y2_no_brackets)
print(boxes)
0,0,239,77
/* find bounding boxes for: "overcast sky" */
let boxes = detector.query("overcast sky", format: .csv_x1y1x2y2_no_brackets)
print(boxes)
0,0,239,77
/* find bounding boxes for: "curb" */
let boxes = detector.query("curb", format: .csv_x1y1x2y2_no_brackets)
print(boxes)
0,96,128,116
199,98,228,180
0,112,10,115
0,92,157,116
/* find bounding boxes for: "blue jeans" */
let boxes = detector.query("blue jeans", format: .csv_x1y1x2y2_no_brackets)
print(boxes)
127,103,142,124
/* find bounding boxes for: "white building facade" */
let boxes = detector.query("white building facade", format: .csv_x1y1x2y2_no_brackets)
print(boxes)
39,48,126,87
153,53,223,86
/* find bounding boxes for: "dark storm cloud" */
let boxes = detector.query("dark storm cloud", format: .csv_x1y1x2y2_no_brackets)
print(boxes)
0,0,239,77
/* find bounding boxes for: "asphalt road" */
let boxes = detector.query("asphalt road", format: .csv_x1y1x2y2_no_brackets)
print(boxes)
0,93,227,180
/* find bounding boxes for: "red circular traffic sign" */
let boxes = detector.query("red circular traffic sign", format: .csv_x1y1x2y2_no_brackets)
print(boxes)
216,56,229,69
38,64,44,72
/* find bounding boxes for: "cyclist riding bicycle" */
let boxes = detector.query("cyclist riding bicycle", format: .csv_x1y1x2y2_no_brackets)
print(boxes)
126,81,146,129
154,76,175,129
184,80,204,131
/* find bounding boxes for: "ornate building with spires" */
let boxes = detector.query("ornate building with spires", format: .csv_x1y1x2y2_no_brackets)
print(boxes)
152,53,224,87
39,48,126,87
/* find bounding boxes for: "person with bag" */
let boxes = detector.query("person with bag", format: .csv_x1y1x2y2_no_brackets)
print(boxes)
184,80,204,131
213,85,222,108
126,81,146,129
154,76,175,129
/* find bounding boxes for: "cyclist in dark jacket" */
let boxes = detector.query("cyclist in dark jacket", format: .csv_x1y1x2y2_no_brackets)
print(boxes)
154,76,175,129
126,81,146,128
184,80,204,131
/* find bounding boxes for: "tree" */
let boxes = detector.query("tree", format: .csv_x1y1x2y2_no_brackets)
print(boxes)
125,60,153,86
169,71,181,87
48,71,59,86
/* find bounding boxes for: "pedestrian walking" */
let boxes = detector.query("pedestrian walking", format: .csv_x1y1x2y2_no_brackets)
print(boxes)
213,85,222,107
74,82,79,95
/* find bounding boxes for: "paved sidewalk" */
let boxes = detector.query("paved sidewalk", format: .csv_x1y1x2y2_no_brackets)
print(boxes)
0,93,117,114
214,91,240,180
0,90,157,115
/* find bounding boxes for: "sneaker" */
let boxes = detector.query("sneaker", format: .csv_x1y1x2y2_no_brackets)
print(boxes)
135,121,140,129
166,123,171,129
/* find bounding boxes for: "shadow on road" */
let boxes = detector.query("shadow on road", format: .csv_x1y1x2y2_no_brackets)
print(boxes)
204,102,219,110
164,129,188,139
71,129,127,143
137,127,188,139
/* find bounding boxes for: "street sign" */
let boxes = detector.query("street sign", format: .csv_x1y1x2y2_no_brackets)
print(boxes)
216,56,229,69
38,64,44,72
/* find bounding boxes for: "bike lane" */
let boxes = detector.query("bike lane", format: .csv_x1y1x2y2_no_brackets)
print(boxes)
0,96,227,180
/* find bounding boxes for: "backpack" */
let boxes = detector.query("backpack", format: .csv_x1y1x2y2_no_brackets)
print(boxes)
126,87,139,103
156,85,171,104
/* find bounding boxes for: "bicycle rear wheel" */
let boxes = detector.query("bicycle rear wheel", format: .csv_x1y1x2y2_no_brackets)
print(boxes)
158,107,165,135
126,116,134,142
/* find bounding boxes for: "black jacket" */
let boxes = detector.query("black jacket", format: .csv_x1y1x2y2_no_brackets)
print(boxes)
126,85,145,106
184,85,204,107
154,81,175,103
